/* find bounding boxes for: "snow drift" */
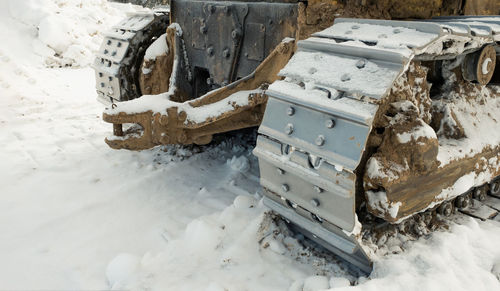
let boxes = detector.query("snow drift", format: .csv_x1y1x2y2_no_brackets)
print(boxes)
3,0,144,67
0,1,499,291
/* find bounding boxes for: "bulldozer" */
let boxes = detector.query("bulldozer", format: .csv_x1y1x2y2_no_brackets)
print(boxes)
95,0,500,273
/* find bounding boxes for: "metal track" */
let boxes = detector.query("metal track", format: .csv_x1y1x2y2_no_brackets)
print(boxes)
254,16,500,273
94,10,169,105
269,183,500,275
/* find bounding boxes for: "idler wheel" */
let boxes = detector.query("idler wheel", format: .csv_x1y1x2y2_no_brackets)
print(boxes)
461,45,496,85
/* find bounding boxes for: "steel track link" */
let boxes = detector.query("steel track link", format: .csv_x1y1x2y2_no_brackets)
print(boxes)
94,10,169,105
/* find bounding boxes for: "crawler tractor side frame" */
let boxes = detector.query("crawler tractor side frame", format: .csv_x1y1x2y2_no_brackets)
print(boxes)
95,0,500,274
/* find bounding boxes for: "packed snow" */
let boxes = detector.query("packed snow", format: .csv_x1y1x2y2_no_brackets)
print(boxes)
278,47,403,99
105,88,258,124
434,80,500,166
365,191,402,219
315,21,438,50
1,1,500,291
3,0,144,67
396,120,437,144
144,33,168,61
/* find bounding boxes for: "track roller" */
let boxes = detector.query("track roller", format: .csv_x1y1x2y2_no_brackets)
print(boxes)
461,45,497,85
473,186,487,201
438,201,454,217
455,193,472,209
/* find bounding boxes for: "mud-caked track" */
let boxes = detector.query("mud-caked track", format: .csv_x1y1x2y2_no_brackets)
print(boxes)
361,177,500,248
255,17,500,272
94,4,500,274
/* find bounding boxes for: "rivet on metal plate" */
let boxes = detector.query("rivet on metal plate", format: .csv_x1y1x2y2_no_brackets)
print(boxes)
315,135,325,146
356,59,366,69
325,119,335,128
282,184,290,192
285,123,294,135
341,74,351,82
206,47,214,57
200,25,208,34
286,106,295,116
231,29,241,39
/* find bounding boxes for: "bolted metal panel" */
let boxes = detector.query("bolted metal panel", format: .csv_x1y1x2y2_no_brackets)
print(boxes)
246,22,266,61
258,96,374,171
254,135,357,232
171,0,297,96
94,58,122,102
191,18,206,50
96,36,131,64
264,196,372,274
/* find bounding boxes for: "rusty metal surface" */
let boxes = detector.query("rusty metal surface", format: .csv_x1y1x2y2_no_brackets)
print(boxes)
139,28,175,96
464,0,500,15
103,40,295,150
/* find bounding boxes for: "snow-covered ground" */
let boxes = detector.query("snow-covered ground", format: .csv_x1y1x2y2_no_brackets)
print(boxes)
1,1,500,290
